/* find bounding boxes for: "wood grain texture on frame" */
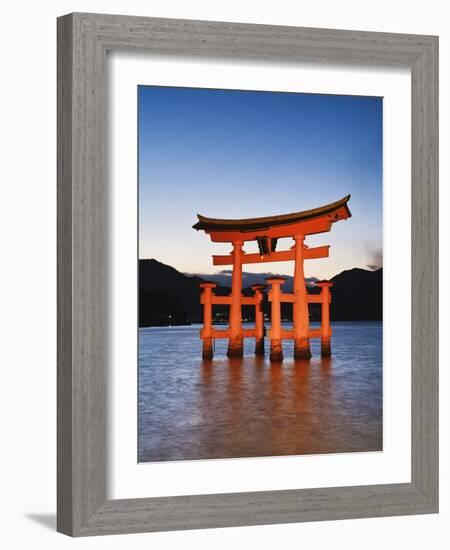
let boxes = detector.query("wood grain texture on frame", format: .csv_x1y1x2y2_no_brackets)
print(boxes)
57,12,438,536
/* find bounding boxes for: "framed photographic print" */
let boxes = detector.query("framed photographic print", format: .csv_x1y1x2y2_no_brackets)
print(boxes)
57,13,438,536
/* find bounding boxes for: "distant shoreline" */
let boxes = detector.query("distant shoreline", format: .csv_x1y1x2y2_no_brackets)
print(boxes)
139,259,382,327
139,319,383,329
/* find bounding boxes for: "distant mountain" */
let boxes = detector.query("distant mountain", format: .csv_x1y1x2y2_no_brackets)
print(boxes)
330,267,382,320
186,271,318,292
139,259,209,326
139,259,382,326
139,259,251,326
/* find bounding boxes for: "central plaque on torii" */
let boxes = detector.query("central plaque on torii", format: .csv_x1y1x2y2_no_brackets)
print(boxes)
193,195,351,361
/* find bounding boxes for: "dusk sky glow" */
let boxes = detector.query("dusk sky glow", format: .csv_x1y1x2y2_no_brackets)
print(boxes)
138,86,382,280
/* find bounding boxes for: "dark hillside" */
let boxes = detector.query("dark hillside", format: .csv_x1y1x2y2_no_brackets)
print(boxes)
139,259,382,326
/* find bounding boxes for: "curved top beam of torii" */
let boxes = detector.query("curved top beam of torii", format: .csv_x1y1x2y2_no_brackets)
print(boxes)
192,195,351,243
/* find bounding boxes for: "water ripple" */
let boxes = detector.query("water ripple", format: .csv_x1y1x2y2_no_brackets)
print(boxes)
138,322,382,462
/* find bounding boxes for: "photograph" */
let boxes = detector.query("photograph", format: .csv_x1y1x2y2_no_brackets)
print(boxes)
138,86,383,463
1,0,442,543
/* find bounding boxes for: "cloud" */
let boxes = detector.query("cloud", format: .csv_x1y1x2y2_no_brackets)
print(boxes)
366,245,383,271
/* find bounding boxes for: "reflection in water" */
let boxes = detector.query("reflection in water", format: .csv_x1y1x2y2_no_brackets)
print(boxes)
138,322,382,462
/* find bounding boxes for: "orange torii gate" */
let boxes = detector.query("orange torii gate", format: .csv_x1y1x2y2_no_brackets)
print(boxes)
193,195,351,361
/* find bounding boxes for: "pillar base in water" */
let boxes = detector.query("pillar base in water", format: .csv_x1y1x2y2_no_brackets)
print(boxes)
270,339,283,362
294,338,312,359
227,337,243,358
202,338,213,360
255,338,265,356
321,338,331,357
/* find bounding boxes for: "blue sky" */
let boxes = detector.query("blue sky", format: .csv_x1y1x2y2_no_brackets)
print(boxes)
139,86,382,280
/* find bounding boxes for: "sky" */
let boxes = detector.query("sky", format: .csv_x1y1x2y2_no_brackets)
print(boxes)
139,86,382,280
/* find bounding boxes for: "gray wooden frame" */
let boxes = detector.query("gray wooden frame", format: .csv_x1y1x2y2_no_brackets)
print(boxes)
57,12,438,536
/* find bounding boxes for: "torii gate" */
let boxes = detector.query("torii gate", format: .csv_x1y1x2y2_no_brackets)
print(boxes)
193,195,351,361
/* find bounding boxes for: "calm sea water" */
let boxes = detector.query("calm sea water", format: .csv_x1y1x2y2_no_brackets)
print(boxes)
138,322,382,462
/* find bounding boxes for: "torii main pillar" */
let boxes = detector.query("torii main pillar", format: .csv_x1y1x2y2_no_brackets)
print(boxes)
227,240,244,357
293,234,312,359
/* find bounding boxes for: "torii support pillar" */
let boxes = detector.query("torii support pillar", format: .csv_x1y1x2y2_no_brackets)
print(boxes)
200,282,217,360
267,277,285,362
251,284,265,355
227,240,244,357
316,281,333,357
293,234,312,359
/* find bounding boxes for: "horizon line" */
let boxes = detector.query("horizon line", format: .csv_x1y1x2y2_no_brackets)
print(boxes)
139,257,383,281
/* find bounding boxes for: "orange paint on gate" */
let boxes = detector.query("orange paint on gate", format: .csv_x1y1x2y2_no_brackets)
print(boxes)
266,277,285,361
251,284,265,356
193,195,351,361
199,282,217,360
315,281,334,356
